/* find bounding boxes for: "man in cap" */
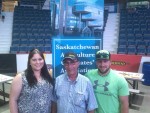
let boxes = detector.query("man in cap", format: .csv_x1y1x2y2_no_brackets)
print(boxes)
54,52,98,113
85,50,129,113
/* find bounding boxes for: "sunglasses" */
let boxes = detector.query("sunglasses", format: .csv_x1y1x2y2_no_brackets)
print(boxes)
96,53,110,59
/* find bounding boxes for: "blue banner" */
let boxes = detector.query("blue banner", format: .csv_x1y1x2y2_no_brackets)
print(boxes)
51,0,104,77
52,36,102,78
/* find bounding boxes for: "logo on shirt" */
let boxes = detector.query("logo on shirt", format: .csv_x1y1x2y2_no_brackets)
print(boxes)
93,80,109,91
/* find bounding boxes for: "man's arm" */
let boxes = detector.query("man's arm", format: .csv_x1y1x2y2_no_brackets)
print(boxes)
86,79,98,113
119,96,129,113
51,101,57,113
88,110,95,113
9,74,22,113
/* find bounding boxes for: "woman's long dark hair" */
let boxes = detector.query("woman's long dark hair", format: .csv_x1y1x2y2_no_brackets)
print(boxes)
25,49,54,87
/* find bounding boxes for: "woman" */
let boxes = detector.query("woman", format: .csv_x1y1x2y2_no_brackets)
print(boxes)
9,49,55,113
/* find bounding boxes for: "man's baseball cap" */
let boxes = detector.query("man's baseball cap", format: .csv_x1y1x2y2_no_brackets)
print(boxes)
63,52,78,62
96,50,110,60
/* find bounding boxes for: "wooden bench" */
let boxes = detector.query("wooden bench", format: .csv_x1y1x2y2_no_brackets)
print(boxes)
129,88,140,94
129,88,140,107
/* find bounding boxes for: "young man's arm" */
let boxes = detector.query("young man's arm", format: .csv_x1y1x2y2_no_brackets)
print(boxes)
120,96,129,113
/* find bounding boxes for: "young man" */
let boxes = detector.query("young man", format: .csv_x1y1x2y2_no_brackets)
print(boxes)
54,52,97,113
85,50,129,113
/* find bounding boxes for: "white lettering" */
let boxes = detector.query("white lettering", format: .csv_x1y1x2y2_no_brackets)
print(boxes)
55,44,99,50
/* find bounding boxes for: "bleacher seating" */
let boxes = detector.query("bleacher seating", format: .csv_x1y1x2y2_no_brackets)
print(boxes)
10,6,52,53
136,41,147,47
20,0,46,7
127,46,137,55
5,3,150,55
147,47,150,56
118,7,150,55
10,46,19,53
117,46,127,54
135,34,143,41
136,46,147,55
128,40,136,47
19,46,29,53
118,40,128,47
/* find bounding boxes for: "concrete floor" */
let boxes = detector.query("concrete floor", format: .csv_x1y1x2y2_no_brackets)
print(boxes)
0,79,150,113
129,82,150,113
